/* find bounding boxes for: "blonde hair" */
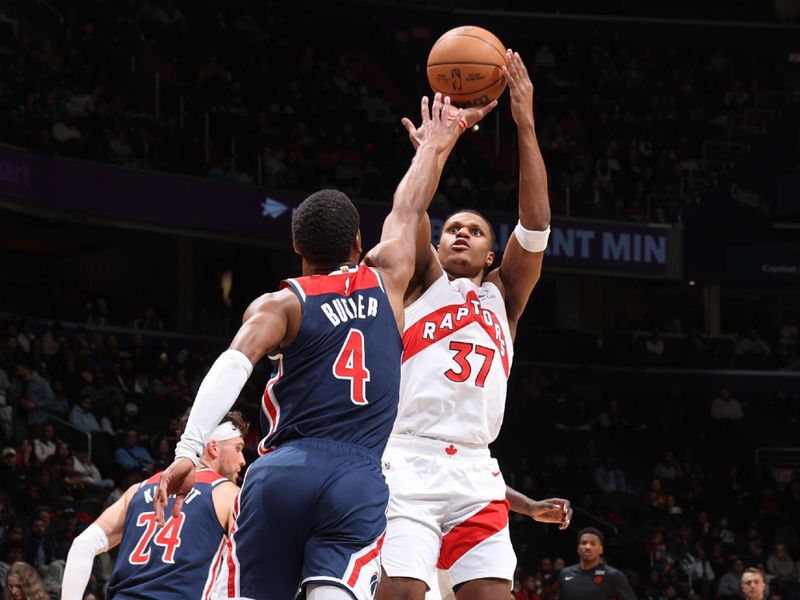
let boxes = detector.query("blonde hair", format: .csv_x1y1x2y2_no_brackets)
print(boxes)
5,562,50,600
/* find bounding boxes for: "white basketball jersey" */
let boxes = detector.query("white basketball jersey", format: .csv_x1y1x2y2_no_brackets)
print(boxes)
393,274,514,445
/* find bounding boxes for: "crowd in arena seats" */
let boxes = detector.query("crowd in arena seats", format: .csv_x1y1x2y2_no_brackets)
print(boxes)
500,365,800,600
0,2,792,222
1,315,798,598
0,316,263,598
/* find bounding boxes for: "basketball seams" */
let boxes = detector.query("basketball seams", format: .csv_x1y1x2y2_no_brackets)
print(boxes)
427,62,504,69
433,32,506,63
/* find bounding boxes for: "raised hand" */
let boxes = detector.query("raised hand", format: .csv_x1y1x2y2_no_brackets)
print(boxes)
154,457,195,527
502,49,534,128
529,498,573,530
401,93,498,150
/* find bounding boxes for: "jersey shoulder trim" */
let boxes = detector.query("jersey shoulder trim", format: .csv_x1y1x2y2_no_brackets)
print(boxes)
282,265,381,299
195,469,227,485
143,471,163,486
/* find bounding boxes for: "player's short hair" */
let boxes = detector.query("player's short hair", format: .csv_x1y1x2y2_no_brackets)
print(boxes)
742,567,765,582
292,190,360,265
179,410,250,439
220,411,249,439
442,209,496,247
578,527,605,545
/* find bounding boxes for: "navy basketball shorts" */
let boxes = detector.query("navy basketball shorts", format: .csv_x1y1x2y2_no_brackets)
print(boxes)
222,438,388,600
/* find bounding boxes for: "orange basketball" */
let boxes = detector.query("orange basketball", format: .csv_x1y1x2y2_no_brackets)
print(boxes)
426,26,507,108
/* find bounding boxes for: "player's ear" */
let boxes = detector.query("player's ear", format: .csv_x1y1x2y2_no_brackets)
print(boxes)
207,440,219,459
292,240,301,256
354,230,363,257
486,250,495,267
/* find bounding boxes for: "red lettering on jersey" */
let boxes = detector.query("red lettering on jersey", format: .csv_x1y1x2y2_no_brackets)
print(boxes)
403,291,509,376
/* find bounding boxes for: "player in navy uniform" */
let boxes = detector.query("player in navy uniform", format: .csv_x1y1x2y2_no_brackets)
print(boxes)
60,412,248,600
155,94,498,600
557,528,636,600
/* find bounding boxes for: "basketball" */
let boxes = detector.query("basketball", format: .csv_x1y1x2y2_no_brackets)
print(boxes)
426,26,507,108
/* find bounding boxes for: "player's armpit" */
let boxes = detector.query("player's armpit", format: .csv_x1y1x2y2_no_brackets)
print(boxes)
485,235,545,329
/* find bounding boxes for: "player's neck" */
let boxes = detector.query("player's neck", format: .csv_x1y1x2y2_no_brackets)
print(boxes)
579,558,602,570
445,270,483,287
302,259,359,276
197,458,215,472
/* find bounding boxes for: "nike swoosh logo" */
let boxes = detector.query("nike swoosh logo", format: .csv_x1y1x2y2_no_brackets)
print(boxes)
564,576,574,580
491,471,501,477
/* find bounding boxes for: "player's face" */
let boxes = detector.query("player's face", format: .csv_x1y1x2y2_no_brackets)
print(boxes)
218,436,246,482
438,212,495,279
7,575,23,600
741,573,765,599
578,533,603,563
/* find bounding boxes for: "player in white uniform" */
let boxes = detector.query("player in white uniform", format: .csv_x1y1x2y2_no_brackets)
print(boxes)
379,51,571,600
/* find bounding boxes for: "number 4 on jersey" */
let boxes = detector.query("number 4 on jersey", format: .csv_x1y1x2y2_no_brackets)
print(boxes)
333,329,371,405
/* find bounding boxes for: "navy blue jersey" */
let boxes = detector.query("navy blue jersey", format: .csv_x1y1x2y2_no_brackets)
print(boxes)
108,468,230,600
258,264,402,456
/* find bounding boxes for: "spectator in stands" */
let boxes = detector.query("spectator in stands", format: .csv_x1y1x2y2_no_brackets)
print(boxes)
653,450,684,482
0,447,26,500
680,540,715,595
32,425,56,464
766,544,798,597
710,387,744,421
11,360,58,429
40,323,62,358
593,456,630,494
113,428,154,475
0,366,10,439
14,440,34,473
515,574,541,600
99,402,125,437
645,331,665,359
72,449,113,489
21,515,56,569
718,557,747,599
15,321,33,356
68,395,102,434
596,397,630,431
4,560,50,600
735,330,772,356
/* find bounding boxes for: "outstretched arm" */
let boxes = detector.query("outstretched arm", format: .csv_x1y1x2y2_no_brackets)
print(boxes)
400,100,498,300
61,484,136,599
155,290,297,526
486,50,551,336
365,93,465,322
506,485,572,530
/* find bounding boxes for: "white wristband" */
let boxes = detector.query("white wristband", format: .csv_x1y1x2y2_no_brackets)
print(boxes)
176,349,253,466
514,221,550,252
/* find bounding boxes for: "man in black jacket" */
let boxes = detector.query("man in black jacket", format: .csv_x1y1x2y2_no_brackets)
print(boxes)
558,527,636,600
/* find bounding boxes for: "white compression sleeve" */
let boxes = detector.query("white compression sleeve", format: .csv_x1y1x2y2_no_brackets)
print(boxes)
307,584,354,600
61,524,109,600
175,349,254,465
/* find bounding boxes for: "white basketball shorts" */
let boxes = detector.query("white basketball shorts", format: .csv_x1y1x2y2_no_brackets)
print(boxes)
381,435,516,590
